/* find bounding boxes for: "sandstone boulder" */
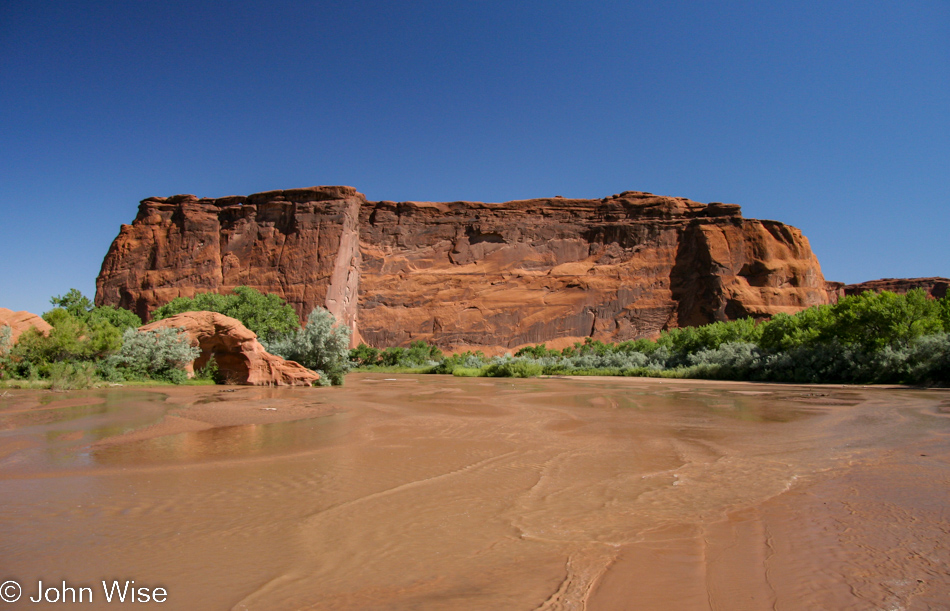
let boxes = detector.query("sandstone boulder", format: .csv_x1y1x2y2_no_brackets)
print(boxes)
0,308,53,343
139,312,319,386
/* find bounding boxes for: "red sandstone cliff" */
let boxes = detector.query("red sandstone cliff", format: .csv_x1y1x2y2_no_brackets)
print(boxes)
96,187,832,351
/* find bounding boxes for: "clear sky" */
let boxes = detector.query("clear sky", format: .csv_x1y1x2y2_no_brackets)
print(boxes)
1,0,947,316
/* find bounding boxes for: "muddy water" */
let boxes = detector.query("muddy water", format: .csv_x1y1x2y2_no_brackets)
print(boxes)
0,376,948,610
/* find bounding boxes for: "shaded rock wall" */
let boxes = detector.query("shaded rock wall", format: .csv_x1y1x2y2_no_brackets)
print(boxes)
97,187,832,352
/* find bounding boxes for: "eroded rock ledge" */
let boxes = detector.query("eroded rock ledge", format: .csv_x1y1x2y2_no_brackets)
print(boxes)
96,186,832,352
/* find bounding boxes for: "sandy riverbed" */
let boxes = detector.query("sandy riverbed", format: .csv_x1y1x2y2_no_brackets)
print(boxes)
1,375,948,610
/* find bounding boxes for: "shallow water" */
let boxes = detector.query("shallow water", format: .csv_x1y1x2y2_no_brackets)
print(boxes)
0,376,948,610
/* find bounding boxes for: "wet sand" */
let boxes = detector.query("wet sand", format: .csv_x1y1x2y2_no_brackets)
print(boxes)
0,375,948,610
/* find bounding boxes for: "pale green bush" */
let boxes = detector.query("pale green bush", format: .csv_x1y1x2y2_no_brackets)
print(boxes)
115,327,199,382
266,308,351,386
49,362,97,390
0,325,12,379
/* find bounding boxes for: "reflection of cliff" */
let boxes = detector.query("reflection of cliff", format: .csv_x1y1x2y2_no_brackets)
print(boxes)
91,415,344,465
96,187,832,351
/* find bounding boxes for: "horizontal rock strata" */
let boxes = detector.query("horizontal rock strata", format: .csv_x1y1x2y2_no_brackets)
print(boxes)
97,187,832,352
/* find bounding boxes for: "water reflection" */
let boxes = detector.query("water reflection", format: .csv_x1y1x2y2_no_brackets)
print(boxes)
0,390,169,471
91,413,348,466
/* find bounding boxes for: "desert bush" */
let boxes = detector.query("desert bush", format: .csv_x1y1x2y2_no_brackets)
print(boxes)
115,327,200,382
349,289,950,386
482,358,543,378
362,341,445,369
687,342,763,380
267,307,350,386
757,342,855,384
451,367,484,377
194,355,221,383
430,351,488,374
48,362,97,390
658,317,761,357
0,325,12,379
902,333,950,385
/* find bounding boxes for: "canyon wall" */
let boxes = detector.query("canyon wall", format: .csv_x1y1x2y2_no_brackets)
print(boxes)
96,186,832,352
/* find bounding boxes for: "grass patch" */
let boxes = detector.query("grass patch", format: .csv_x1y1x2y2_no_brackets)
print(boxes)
0,379,53,390
354,365,436,374
451,367,484,377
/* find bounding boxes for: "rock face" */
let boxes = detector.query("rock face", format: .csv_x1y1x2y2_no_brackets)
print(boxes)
0,308,53,343
97,187,832,352
842,278,949,299
139,312,319,386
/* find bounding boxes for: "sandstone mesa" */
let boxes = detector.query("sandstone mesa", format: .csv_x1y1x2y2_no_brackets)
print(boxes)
96,186,833,352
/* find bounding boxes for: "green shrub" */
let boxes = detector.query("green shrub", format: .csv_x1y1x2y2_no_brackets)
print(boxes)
451,367,484,377
0,325,12,379
152,286,300,342
687,342,762,380
115,327,200,382
514,343,560,358
87,305,142,331
50,289,141,330
15,309,122,366
195,355,221,383
430,351,488,374
829,289,943,351
482,359,543,378
344,289,950,386
267,308,350,386
349,343,381,367
903,333,950,385
49,362,97,390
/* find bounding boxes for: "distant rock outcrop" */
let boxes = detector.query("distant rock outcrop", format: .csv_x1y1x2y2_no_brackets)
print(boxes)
97,186,833,352
842,277,949,299
0,308,53,343
139,312,319,386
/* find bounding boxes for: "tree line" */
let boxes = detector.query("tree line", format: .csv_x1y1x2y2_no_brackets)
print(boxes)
4,287,947,388
350,289,949,385
0,288,349,388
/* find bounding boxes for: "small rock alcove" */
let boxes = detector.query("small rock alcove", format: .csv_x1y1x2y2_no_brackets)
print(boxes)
139,311,319,386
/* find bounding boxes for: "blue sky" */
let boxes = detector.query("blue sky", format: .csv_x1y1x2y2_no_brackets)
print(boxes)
1,0,947,316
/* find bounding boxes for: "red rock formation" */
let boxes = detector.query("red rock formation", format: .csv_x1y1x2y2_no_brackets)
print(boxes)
97,187,833,352
0,308,53,343
842,277,948,299
96,187,361,337
139,312,319,386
